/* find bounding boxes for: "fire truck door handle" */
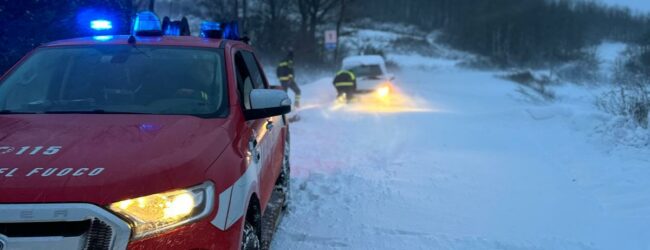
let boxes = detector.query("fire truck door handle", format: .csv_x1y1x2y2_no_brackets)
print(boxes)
249,138,261,163
266,120,274,130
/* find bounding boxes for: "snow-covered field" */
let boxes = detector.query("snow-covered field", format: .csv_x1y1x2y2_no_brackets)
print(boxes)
271,55,650,249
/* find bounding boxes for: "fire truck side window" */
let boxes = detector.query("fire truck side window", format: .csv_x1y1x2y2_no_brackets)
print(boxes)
241,51,267,89
234,51,254,110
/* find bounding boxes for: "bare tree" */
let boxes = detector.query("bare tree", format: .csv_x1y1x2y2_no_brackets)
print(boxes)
243,0,248,30
253,0,294,55
198,0,232,21
296,0,340,61
334,0,352,63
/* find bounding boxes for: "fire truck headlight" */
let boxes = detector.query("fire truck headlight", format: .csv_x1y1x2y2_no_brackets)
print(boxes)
109,182,215,240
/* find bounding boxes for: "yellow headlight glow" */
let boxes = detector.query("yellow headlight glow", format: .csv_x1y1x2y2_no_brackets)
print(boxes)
376,85,391,99
109,182,214,240
330,83,435,113
164,192,195,218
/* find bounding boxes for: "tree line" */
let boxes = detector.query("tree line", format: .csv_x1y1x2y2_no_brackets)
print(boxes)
348,0,650,66
203,0,650,67
2,0,650,73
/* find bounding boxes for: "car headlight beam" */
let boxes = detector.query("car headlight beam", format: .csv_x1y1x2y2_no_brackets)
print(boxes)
109,182,215,240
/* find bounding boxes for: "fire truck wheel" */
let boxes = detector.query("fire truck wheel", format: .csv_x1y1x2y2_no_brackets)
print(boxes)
241,220,261,250
279,133,291,210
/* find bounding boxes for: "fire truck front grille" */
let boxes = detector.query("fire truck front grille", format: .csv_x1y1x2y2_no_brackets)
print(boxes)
0,220,91,237
0,204,131,250
85,219,114,250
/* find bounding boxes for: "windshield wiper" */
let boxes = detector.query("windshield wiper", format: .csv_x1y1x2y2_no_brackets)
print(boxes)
0,110,38,114
43,109,152,115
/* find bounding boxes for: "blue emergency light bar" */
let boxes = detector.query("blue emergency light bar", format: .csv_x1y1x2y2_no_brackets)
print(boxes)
200,21,240,40
201,21,221,31
162,17,191,36
200,21,222,38
90,20,113,31
133,11,162,36
164,25,181,36
223,21,240,40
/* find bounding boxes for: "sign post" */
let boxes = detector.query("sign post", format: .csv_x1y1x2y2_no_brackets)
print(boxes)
324,30,337,51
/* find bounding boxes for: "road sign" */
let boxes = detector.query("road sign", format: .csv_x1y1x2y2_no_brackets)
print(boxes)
325,30,337,51
325,30,337,44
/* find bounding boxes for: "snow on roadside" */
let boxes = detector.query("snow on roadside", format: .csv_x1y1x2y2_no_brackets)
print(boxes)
272,54,650,249
585,41,650,151
387,54,458,70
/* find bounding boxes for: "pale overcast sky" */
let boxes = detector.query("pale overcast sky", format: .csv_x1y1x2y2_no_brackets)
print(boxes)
598,0,650,13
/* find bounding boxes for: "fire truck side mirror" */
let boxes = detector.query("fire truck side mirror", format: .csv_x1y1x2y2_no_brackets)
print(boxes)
245,89,292,120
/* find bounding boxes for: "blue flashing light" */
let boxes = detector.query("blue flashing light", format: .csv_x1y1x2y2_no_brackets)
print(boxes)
201,21,221,31
78,9,119,36
90,20,113,31
223,21,240,40
133,11,162,36
200,21,222,38
164,24,181,36
200,21,241,40
93,35,114,41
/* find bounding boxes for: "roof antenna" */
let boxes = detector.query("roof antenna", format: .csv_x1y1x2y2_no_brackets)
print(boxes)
128,35,137,44
128,13,137,45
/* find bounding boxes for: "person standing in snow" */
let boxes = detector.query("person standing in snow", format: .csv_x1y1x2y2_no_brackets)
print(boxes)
277,51,302,108
333,70,357,102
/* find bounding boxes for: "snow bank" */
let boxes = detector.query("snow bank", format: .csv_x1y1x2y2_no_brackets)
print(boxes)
387,54,458,70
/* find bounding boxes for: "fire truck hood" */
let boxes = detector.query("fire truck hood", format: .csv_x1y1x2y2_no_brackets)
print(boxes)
0,115,231,205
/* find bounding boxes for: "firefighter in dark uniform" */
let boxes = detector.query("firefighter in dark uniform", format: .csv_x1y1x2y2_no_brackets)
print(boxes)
333,70,356,102
277,51,302,108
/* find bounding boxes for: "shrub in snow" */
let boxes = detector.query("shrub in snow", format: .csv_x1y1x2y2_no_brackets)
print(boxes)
503,70,556,102
505,71,537,84
554,52,603,84
597,86,649,129
597,45,650,129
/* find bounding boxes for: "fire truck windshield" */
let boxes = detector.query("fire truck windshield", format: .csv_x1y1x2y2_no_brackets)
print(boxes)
0,46,227,117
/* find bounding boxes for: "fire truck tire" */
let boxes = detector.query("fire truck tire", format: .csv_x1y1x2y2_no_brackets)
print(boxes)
278,133,291,210
242,220,261,250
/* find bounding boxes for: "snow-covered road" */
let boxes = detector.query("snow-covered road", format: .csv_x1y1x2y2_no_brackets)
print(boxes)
272,62,650,250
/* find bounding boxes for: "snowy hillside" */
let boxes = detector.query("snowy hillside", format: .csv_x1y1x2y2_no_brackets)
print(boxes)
339,22,474,65
597,42,627,79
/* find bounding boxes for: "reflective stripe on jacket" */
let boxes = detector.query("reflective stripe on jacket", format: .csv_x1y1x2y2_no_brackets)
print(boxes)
334,70,356,87
334,81,355,87
277,60,294,82
279,74,294,81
